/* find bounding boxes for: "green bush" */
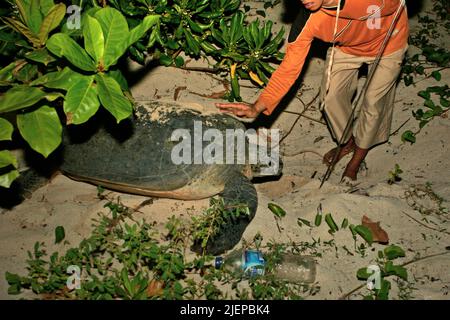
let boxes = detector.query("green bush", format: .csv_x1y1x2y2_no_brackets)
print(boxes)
0,0,159,187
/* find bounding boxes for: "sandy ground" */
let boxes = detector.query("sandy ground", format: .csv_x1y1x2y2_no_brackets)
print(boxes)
0,0,449,300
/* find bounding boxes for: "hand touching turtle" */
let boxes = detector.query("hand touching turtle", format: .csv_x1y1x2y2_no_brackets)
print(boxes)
215,101,267,120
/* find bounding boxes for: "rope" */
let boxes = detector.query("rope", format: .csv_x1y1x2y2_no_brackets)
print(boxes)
321,0,342,110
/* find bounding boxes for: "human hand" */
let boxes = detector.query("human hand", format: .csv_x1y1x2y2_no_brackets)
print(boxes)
215,102,263,119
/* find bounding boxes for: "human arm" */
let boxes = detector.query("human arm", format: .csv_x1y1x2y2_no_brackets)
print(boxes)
215,100,267,118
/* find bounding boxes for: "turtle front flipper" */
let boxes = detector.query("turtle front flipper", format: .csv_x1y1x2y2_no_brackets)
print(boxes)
191,171,257,255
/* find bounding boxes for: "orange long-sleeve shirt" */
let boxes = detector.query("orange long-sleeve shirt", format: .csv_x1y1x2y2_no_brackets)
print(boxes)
259,0,409,115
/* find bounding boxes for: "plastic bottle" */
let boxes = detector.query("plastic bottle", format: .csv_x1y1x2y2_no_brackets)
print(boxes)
215,250,317,283
271,253,316,284
215,249,265,277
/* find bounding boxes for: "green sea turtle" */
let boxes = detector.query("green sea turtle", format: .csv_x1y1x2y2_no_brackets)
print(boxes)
56,100,281,255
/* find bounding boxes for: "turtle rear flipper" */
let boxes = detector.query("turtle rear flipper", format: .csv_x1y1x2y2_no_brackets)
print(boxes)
191,171,257,255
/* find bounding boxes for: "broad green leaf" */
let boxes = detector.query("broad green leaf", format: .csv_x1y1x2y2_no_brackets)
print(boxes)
7,284,21,295
5,272,21,285
423,110,435,119
392,266,408,280
17,105,62,158
175,56,184,68
83,15,105,64
0,86,47,113
94,8,130,68
128,15,159,47
384,261,407,280
107,69,129,91
159,54,173,66
0,150,18,169
47,33,97,72
0,150,19,188
25,48,57,65
129,46,145,65
39,0,55,16
268,202,286,218
259,61,276,74
64,75,100,125
325,213,339,232
315,211,322,227
384,245,405,260
415,65,424,75
15,63,38,83
38,3,66,44
28,0,43,34
147,25,163,47
418,90,430,100
121,268,133,295
183,28,200,56
401,130,416,144
55,226,65,244
0,169,20,188
0,118,14,141
431,71,442,81
3,17,41,47
441,98,450,108
256,10,266,18
0,61,20,82
419,120,429,128
349,224,358,239
376,279,391,300
354,225,373,245
15,0,31,25
356,267,370,280
427,86,446,94
96,74,132,123
424,99,436,109
31,67,84,91
384,260,395,273
341,218,349,229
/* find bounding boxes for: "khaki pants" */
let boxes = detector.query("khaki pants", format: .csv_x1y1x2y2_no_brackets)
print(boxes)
320,46,408,149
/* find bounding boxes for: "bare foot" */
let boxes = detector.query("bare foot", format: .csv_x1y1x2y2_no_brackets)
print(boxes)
323,137,356,165
342,144,369,181
342,165,358,181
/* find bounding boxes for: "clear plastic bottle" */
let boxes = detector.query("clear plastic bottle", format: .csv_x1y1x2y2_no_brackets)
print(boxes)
215,250,317,283
215,249,265,277
271,253,316,284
